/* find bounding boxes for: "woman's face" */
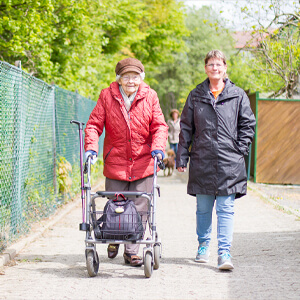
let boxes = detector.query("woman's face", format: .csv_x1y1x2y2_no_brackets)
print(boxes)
118,72,142,96
204,58,227,82
172,112,179,120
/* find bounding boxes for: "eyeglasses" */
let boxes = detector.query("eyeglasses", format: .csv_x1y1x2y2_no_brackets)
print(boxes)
121,75,141,82
206,63,224,68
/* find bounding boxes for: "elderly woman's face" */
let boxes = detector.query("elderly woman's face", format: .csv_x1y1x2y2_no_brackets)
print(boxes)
205,58,227,81
118,72,142,96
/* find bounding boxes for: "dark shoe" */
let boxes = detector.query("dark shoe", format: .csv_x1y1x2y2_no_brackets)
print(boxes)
123,253,143,267
107,244,119,259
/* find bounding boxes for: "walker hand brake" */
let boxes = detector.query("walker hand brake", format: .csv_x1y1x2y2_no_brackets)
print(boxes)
157,158,165,170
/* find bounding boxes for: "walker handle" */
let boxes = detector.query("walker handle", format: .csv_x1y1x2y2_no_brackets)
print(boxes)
70,120,85,129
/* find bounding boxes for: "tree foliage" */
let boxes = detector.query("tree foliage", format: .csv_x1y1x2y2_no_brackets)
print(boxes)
233,0,300,98
151,5,235,114
0,0,187,99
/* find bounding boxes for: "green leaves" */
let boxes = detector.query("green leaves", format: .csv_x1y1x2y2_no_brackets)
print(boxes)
151,5,234,113
233,0,300,98
1,0,188,100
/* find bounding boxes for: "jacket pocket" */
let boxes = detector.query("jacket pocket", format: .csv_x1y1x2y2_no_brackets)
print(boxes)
231,138,243,155
104,147,114,163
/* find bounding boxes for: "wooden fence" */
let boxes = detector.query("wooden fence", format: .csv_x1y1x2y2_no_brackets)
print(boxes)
248,92,300,184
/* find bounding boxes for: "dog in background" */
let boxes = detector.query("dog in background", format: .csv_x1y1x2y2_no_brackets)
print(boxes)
163,149,176,176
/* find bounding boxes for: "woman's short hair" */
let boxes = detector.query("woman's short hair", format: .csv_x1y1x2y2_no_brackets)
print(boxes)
204,50,227,65
170,109,180,118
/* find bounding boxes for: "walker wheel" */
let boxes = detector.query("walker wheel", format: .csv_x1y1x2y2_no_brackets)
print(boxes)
153,244,160,270
86,250,99,277
144,251,153,278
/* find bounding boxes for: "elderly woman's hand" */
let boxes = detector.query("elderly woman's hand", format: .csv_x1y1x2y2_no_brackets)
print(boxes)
85,150,98,165
151,150,164,160
177,167,187,172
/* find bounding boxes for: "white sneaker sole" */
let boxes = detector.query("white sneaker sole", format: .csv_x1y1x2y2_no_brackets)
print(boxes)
195,258,209,263
218,262,234,270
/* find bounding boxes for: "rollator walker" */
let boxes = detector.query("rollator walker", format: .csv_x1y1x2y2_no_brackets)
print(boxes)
71,120,164,278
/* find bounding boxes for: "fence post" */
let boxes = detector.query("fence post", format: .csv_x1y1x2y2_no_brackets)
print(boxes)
52,84,57,197
10,61,23,235
14,60,21,68
75,89,79,124
247,143,252,180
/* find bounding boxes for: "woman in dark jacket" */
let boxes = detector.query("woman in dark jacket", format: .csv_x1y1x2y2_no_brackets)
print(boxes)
177,50,256,270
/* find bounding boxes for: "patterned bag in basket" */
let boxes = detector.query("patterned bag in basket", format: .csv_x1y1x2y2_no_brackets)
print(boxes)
96,194,144,241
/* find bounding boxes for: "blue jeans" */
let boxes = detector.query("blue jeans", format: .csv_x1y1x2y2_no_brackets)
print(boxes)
196,194,235,255
169,143,178,156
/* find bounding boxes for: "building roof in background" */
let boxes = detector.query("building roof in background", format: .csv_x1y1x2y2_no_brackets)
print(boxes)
233,29,274,49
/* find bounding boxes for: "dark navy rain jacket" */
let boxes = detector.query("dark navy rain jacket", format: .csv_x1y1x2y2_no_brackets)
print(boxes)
177,78,256,198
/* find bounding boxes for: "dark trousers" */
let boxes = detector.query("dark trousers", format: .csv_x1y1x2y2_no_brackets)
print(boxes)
105,175,153,254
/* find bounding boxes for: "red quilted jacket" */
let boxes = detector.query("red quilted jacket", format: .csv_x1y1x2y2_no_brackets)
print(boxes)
84,81,168,181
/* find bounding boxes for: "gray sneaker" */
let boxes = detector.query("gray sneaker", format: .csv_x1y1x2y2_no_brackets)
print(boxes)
195,243,210,263
218,252,234,270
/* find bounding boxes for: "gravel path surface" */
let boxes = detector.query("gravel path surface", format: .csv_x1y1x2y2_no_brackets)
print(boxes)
248,181,300,217
1,172,299,299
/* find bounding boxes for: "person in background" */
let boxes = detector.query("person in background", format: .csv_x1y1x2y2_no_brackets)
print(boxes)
177,50,256,270
84,57,168,267
167,108,180,158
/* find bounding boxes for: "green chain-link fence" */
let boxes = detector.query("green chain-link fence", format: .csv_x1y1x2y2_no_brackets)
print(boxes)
0,61,102,252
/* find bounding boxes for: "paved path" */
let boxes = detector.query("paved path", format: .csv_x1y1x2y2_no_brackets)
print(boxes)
1,172,300,299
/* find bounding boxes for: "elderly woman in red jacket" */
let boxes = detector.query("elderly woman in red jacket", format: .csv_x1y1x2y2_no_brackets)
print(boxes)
84,58,168,267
